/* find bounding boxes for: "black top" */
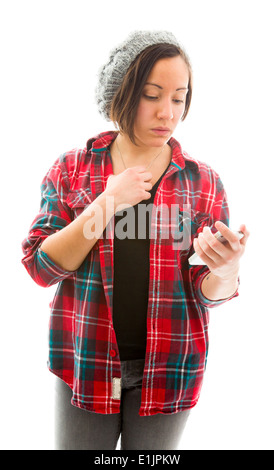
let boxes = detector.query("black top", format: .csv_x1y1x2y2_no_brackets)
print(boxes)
112,164,170,360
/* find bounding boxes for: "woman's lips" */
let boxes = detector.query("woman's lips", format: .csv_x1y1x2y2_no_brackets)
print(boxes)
151,128,170,136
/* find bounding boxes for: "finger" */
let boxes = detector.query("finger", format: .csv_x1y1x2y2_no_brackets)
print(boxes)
202,226,231,257
143,181,153,191
133,166,148,172
133,166,152,178
131,167,153,180
214,221,240,251
142,171,153,181
193,237,218,269
238,224,250,246
197,231,223,263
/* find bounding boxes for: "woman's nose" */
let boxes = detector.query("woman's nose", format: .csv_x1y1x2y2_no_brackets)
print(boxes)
156,100,173,120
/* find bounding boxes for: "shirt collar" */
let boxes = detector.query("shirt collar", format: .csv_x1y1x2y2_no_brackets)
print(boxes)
86,130,200,174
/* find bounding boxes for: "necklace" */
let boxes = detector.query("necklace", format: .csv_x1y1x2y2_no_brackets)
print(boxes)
116,137,167,171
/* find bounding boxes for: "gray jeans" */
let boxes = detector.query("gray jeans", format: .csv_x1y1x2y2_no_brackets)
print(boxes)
54,358,190,450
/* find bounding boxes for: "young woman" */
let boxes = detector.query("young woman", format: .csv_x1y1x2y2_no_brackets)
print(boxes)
21,30,249,450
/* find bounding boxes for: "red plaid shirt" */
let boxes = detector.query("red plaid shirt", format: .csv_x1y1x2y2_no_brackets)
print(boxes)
21,130,239,416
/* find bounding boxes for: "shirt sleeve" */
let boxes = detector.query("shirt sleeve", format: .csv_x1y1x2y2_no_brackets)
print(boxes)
189,174,240,308
21,154,76,287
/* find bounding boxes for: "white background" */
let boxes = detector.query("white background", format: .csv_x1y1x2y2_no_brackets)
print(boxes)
1,0,273,450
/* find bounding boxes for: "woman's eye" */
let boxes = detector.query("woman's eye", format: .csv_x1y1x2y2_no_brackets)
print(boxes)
144,95,184,104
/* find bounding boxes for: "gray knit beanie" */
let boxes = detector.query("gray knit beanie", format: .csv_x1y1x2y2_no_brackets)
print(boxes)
94,30,185,122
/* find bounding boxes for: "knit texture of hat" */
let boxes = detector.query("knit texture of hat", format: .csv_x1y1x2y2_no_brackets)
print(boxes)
94,30,184,122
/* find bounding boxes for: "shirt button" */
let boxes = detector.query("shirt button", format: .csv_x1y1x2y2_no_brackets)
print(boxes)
109,349,116,357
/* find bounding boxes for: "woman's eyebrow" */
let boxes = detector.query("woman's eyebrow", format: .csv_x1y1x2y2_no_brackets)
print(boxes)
145,82,188,91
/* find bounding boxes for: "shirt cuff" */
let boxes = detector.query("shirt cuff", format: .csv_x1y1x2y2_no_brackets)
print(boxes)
22,243,75,287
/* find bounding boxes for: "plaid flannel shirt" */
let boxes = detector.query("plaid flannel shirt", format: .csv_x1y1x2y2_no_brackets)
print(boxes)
21,130,239,416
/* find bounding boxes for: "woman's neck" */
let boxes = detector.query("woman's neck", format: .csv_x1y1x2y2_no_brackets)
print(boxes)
114,132,170,168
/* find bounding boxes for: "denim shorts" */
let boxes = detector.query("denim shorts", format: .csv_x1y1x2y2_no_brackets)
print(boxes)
54,358,190,450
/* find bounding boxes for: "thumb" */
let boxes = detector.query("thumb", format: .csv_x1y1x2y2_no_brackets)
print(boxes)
239,224,250,245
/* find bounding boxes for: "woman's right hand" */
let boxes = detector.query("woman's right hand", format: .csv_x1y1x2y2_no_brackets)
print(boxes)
104,166,153,212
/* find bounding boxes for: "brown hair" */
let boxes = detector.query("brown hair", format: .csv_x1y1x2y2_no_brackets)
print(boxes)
109,43,193,145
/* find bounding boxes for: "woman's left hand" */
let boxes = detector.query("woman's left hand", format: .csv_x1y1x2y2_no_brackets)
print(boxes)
193,221,250,281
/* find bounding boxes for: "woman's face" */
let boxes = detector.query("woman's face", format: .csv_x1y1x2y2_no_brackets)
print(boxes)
133,55,189,148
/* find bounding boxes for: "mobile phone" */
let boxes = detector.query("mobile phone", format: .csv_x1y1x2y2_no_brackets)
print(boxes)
188,230,244,265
